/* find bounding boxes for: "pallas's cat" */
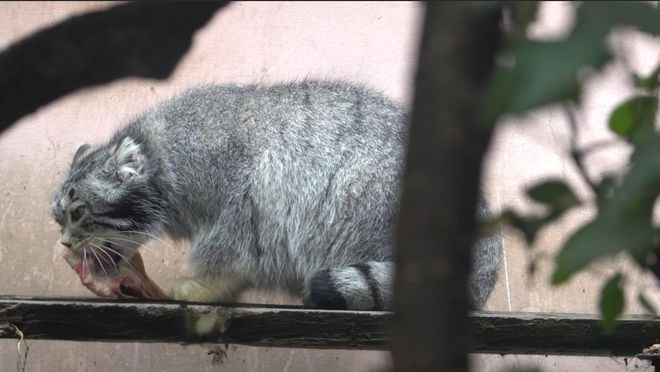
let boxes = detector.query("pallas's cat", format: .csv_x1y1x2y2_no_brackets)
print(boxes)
52,81,502,310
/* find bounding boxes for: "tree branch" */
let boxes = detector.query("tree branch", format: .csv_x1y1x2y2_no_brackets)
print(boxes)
392,2,502,372
0,1,228,131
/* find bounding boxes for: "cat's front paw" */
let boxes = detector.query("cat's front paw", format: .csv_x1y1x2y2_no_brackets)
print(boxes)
170,277,235,303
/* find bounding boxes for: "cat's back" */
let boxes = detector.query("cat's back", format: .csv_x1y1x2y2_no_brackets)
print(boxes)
147,80,406,141
140,81,408,183
136,81,409,242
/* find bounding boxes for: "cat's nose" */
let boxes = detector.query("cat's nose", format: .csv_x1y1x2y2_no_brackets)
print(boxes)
61,241,72,248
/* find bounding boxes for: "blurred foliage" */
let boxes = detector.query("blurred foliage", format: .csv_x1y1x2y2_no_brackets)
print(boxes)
489,1,660,330
487,179,580,244
609,96,658,144
600,273,624,331
639,292,658,315
486,1,660,121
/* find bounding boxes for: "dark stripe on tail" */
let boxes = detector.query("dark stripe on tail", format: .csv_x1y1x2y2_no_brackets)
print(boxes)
303,269,347,310
351,263,383,310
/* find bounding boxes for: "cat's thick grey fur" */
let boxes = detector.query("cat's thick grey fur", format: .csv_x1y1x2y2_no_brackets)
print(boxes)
52,81,502,310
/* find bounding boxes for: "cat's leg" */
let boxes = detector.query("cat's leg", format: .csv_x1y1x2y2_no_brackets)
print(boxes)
170,273,248,303
170,230,251,303
303,261,393,311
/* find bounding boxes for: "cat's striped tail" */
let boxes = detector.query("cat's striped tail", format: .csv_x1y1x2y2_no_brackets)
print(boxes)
303,262,394,311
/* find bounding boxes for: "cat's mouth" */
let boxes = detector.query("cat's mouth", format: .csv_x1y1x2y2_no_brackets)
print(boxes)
64,241,166,300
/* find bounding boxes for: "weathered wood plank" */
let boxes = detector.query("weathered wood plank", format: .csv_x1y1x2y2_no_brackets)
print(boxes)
0,297,390,349
0,297,659,356
471,311,660,356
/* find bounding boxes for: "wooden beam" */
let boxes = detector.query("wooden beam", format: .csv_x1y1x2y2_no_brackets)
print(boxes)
0,297,389,349
471,311,660,356
1,297,659,356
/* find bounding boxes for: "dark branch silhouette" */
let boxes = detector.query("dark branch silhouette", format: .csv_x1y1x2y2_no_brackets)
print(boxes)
392,3,502,371
0,1,228,131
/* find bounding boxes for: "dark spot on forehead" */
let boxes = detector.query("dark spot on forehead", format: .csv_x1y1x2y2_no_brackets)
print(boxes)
68,188,75,199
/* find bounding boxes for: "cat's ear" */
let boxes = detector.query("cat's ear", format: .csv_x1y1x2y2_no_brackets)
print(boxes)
71,144,92,168
108,136,146,182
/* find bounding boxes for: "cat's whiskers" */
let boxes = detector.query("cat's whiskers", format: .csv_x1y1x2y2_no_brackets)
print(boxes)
97,239,137,259
88,242,119,272
94,237,137,258
100,236,142,251
82,247,88,273
94,238,142,275
76,238,94,270
121,230,172,249
87,244,109,277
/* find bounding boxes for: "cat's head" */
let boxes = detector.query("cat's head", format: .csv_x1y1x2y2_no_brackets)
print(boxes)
51,136,164,266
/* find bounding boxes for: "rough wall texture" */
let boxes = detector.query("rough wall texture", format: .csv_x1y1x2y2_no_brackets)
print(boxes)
0,2,658,371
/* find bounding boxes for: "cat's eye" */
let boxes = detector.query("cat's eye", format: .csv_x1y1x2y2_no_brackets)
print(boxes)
70,205,85,222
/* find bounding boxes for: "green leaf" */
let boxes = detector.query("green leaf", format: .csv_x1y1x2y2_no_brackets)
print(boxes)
484,36,608,120
638,293,657,315
507,1,539,39
634,65,660,91
483,1,660,121
495,179,581,245
526,179,580,212
552,212,653,284
609,96,658,144
595,174,617,207
553,137,660,284
581,1,660,36
489,210,543,244
600,273,624,332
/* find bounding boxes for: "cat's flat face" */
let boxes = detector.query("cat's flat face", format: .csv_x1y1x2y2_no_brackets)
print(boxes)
51,137,156,273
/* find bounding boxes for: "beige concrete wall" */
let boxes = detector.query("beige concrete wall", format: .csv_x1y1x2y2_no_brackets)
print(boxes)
0,2,657,371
